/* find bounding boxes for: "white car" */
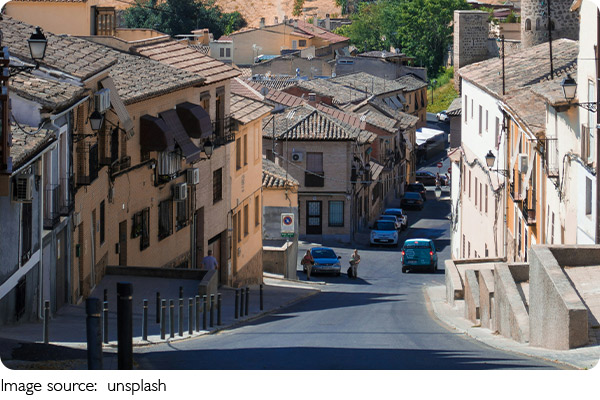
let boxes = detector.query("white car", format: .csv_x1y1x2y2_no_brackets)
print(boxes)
383,208,408,230
436,110,449,122
370,220,399,247
379,214,402,230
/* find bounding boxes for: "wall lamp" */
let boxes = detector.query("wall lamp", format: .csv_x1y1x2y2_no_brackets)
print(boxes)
200,139,213,160
560,74,597,113
6,27,48,77
485,150,509,177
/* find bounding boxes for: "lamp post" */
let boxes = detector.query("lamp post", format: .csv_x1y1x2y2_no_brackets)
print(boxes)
560,74,597,112
485,150,509,176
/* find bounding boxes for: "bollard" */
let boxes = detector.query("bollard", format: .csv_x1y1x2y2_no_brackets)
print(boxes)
169,300,174,338
116,282,133,370
202,295,207,330
103,301,109,344
239,288,244,318
43,300,50,344
142,299,148,341
179,286,183,300
178,298,183,337
209,294,214,328
188,298,193,335
260,284,264,311
234,289,239,319
156,292,161,324
245,287,249,316
104,289,108,303
195,295,200,332
217,293,222,325
160,299,166,340
85,298,103,370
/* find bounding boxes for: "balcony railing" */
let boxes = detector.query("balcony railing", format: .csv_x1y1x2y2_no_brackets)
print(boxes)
59,177,74,215
43,184,60,229
523,193,536,225
76,142,99,186
510,181,523,202
212,116,235,148
544,137,559,177
305,171,325,187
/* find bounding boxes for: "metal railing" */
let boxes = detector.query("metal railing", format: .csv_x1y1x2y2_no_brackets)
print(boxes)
305,171,325,187
43,184,60,229
544,137,559,177
523,193,536,225
59,177,74,215
76,142,99,186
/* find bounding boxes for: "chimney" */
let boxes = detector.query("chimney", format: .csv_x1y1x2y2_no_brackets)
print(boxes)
284,15,288,23
313,14,318,27
308,93,316,103
274,17,279,24
325,14,331,31
260,17,265,29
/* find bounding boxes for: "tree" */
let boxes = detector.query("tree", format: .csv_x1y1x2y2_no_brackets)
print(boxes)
121,0,246,39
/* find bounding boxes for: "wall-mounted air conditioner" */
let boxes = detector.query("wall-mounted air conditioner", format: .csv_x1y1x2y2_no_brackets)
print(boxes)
73,212,82,227
187,168,200,185
14,174,34,202
517,154,528,174
173,182,188,201
94,88,111,113
291,152,303,162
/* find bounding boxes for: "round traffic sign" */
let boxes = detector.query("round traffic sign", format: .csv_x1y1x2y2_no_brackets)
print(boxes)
437,162,443,168
283,215,293,226
447,167,452,174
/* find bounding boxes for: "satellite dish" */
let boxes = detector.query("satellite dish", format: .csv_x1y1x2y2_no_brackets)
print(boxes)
260,87,269,96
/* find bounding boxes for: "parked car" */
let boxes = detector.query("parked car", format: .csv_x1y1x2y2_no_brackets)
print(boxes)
436,110,449,122
305,247,342,276
379,214,403,230
400,192,424,210
401,239,438,273
383,208,408,230
415,170,449,186
370,220,399,247
405,183,427,201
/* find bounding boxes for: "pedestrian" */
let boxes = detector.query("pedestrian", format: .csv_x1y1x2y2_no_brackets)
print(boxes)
349,249,361,279
202,249,218,271
301,250,315,280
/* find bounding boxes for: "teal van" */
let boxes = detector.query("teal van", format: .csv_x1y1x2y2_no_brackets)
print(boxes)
401,239,438,273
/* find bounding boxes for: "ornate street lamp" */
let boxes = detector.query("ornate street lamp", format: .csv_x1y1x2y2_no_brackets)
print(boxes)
203,139,213,159
88,110,104,132
560,74,597,112
28,27,48,63
485,149,509,176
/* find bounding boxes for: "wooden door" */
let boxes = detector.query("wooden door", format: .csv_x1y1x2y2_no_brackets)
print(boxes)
118,220,127,266
306,201,322,234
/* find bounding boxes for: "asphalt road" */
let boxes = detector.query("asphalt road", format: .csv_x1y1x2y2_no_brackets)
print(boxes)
135,166,560,370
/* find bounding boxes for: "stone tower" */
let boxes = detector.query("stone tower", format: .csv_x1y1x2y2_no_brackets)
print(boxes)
453,10,489,90
521,0,579,48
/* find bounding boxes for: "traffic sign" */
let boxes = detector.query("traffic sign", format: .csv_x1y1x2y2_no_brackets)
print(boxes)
437,162,443,168
281,213,295,234
447,167,452,174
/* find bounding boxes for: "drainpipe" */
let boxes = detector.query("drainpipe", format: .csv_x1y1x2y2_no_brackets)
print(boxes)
596,9,600,244
37,152,44,319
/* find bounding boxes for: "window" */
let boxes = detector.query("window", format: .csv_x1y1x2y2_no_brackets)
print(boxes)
100,200,105,244
551,212,555,244
495,117,500,149
236,212,242,242
525,18,532,31
586,177,592,215
226,48,231,58
236,138,241,170
158,199,173,240
243,135,248,165
176,197,188,231
469,171,471,198
464,95,468,122
299,39,307,47
220,47,225,57
200,92,210,115
462,234,465,258
468,241,471,258
478,105,482,134
471,99,474,119
485,244,489,257
21,203,32,264
588,80,596,164
475,177,478,206
254,195,260,226
157,151,181,182
213,168,222,203
328,201,344,227
305,152,324,187
463,165,466,192
485,110,489,132
479,182,482,212
485,184,488,214
243,204,249,236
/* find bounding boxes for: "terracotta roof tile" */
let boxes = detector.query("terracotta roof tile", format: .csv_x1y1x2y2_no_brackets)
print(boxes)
9,72,87,113
230,94,272,124
294,20,348,44
262,158,299,188
395,74,427,91
331,72,407,95
291,79,367,104
10,123,54,168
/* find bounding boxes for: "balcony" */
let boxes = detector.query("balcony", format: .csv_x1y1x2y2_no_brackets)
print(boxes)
305,171,325,187
523,194,536,225
543,137,559,177
76,143,99,186
59,177,74,215
43,184,60,229
510,181,523,202
212,115,234,148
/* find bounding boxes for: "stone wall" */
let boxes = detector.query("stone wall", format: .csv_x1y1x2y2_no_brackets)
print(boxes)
233,249,263,287
493,263,530,343
478,269,495,330
453,11,489,90
520,0,579,48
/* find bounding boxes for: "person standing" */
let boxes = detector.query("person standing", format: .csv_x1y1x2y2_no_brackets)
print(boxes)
349,249,361,279
202,249,218,271
301,250,315,280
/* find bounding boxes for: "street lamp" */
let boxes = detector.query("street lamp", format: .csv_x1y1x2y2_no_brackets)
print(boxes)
560,73,597,112
88,110,104,131
485,150,509,176
202,139,213,159
28,27,48,63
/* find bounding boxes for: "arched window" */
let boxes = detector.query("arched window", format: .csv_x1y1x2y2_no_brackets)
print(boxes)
525,18,531,31
535,18,541,30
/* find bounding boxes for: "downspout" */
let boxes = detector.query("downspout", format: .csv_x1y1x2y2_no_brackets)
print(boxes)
38,153,44,319
596,9,600,244
504,112,509,261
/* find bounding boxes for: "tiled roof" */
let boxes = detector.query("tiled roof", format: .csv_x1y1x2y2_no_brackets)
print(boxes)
351,96,419,131
459,38,578,98
395,74,427,91
9,72,87,113
246,81,304,107
231,77,264,101
250,76,299,90
10,123,54,168
502,88,547,137
294,20,349,44
317,102,400,135
360,110,398,134
131,39,239,85
262,158,299,188
315,103,367,130
292,79,367,104
331,72,407,95
188,44,210,55
0,16,117,80
446,97,462,116
230,94,272,124
358,50,406,59
10,0,86,2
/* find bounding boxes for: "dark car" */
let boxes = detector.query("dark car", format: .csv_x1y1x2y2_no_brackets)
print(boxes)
406,183,427,201
415,170,449,186
305,247,342,276
400,192,424,210
401,239,438,273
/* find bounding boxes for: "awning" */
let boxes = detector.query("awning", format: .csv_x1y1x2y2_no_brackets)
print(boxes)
140,115,175,152
100,77,134,137
159,109,201,163
176,102,213,139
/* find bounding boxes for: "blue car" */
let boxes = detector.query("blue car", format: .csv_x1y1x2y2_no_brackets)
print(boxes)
304,247,342,276
401,239,438,273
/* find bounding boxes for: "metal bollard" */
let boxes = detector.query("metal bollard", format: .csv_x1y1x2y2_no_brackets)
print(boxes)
240,288,244,318
202,295,207,330
245,287,249,316
234,289,239,319
179,286,183,300
260,284,264,311
85,298,103,370
178,298,183,337
116,282,133,370
188,298,193,335
195,295,200,332
169,300,174,338
160,299,166,340
43,300,50,344
104,289,108,303
209,294,215,328
156,292,161,324
217,293,222,325
103,301,109,344
142,299,148,341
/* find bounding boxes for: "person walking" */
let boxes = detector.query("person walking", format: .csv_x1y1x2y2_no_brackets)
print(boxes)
349,249,361,279
301,250,315,280
202,249,218,271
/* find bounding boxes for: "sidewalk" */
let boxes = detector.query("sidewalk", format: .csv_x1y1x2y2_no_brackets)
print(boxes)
426,285,600,370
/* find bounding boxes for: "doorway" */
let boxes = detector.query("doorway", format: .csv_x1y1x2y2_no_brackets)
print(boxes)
306,200,322,234
118,220,127,266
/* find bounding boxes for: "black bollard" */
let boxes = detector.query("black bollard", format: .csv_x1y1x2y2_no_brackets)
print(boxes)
178,298,183,337
217,293,222,325
104,289,108,303
188,298,193,335
86,298,103,370
202,295,207,330
234,289,239,319
209,294,214,328
240,288,244,318
142,299,148,341
260,284,264,311
43,300,50,344
160,299,166,340
245,287,249,316
179,286,183,300
195,295,200,332
169,300,174,338
116,282,133,370
156,292,161,324
103,301,109,344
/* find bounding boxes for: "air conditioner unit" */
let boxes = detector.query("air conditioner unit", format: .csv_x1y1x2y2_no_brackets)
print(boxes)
14,174,34,202
187,168,200,185
73,212,82,227
517,154,528,174
291,152,303,162
94,88,111,113
173,182,188,201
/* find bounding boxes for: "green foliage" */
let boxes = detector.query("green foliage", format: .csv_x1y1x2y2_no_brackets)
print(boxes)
338,0,470,76
293,0,305,17
479,6,498,24
505,10,520,23
307,17,314,24
121,0,247,38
